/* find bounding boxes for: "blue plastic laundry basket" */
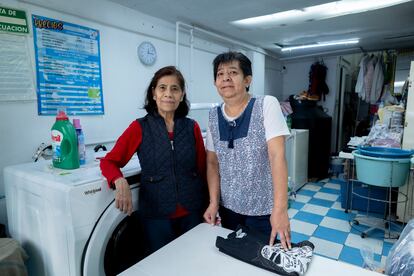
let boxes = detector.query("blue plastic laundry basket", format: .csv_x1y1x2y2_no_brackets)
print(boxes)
353,150,411,187
358,146,414,159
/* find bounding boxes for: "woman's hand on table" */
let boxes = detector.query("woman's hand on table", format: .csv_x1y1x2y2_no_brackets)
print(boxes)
269,208,291,250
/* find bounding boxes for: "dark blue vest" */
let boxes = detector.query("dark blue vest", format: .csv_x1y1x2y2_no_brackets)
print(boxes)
137,113,206,218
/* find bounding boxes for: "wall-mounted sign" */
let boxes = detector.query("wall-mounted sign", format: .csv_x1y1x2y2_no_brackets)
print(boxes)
0,33,35,101
0,6,28,34
32,15,104,115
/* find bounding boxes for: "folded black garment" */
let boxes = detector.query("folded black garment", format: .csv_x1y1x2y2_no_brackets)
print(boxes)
216,225,314,276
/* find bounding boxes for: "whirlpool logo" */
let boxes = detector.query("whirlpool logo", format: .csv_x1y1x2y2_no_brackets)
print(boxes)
84,187,102,195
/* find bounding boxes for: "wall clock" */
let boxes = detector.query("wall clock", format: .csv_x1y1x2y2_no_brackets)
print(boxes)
137,41,157,66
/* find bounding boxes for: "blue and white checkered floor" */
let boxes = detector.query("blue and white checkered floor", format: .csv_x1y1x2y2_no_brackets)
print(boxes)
288,179,400,269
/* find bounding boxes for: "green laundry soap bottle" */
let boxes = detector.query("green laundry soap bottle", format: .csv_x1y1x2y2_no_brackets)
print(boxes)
51,110,80,169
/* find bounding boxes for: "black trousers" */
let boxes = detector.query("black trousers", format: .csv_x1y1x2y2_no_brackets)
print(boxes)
219,205,271,236
140,212,202,254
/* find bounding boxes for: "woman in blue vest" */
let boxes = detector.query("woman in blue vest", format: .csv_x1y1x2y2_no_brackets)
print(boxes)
203,52,292,250
101,66,207,253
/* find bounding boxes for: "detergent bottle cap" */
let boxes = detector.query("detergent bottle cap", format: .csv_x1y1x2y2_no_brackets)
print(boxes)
56,110,68,121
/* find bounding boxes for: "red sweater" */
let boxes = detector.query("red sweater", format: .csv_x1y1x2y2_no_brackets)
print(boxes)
100,120,206,218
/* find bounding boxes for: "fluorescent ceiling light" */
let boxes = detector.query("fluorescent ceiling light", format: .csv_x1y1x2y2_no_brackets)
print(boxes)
232,0,411,28
280,39,359,52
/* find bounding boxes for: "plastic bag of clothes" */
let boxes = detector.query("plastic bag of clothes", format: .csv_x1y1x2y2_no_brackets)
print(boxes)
385,218,414,275
365,122,403,148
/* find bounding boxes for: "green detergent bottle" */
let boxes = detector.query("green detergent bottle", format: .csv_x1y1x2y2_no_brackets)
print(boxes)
51,110,80,169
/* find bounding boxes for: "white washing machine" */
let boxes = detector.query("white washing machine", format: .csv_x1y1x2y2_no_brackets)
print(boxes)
4,156,143,276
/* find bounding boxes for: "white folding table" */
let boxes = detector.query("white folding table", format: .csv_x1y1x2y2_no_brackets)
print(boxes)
119,223,381,276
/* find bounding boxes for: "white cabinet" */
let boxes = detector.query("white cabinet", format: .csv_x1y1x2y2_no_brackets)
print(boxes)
398,61,414,222
403,61,414,149
285,129,309,192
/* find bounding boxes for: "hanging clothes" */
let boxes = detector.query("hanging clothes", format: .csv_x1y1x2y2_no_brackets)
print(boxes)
355,53,385,104
307,61,329,101
370,55,384,104
363,55,376,102
355,54,368,99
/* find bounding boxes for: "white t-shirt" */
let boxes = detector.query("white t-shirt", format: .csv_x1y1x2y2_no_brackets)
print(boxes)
206,95,290,152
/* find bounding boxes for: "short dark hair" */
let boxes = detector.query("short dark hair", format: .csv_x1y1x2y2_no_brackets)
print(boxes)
213,51,252,91
143,66,189,117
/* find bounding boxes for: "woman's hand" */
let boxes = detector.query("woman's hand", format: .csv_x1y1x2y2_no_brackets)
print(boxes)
269,208,291,250
203,202,220,225
114,177,133,216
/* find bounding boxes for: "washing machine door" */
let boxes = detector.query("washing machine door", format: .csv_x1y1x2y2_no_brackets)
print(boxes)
82,185,147,276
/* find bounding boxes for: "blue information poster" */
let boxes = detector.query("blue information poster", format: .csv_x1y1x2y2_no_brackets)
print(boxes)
32,15,104,115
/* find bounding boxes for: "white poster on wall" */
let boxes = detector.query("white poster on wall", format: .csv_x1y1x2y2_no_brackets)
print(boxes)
0,33,36,101
32,14,104,116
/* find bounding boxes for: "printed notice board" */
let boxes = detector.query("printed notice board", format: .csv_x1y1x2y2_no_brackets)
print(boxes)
32,15,104,115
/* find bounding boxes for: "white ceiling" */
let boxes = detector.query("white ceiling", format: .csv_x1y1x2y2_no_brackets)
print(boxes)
109,0,414,59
